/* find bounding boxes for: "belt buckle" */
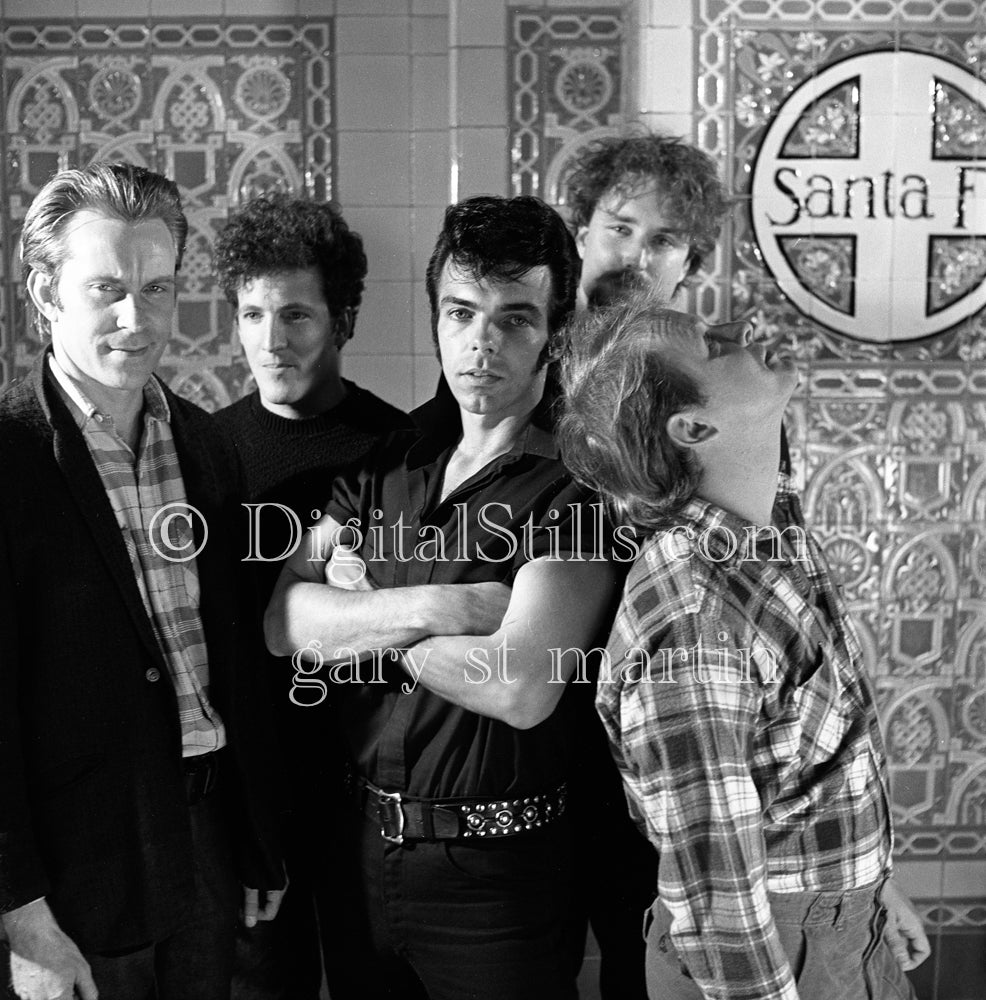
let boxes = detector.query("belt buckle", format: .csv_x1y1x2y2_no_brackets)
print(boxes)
377,789,405,844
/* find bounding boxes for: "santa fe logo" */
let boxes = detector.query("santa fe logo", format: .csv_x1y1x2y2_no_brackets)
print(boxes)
750,50,986,343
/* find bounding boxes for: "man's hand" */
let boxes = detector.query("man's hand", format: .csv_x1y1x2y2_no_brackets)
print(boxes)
2,898,97,1000
242,887,286,928
325,546,375,591
881,876,931,971
325,545,510,637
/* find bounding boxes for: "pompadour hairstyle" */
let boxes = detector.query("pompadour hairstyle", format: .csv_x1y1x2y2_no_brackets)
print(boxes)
562,131,730,278
20,161,188,338
425,194,580,356
558,292,707,531
213,194,367,329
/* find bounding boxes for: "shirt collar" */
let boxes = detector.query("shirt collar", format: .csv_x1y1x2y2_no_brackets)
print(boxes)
675,473,800,567
47,352,171,431
408,383,559,470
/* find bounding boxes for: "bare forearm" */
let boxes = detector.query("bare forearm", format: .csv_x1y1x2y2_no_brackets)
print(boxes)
265,581,442,657
403,633,540,726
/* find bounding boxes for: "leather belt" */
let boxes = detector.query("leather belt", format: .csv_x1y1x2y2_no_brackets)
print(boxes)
359,778,567,844
182,750,221,805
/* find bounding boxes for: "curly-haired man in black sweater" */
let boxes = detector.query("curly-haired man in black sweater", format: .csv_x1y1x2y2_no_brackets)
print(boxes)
212,195,408,1000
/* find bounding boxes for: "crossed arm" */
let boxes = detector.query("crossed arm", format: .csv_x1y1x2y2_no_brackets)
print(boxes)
265,510,618,729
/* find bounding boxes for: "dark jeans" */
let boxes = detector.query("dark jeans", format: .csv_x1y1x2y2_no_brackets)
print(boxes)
84,790,240,1000
566,709,655,1000
232,876,322,1000
644,881,917,1000
326,811,578,1000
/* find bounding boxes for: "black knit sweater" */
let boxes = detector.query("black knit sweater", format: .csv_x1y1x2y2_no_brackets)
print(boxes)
213,381,409,597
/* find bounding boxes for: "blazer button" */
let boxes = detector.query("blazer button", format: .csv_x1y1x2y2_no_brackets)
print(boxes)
145,667,162,683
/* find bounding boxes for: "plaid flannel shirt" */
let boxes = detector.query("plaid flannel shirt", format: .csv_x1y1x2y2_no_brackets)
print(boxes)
49,356,225,756
598,478,893,1000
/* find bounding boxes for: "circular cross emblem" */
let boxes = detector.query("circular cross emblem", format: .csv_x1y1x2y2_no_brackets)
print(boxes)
751,51,986,342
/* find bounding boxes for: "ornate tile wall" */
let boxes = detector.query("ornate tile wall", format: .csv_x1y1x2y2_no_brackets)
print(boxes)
700,2,986,996
0,17,334,410
508,7,625,202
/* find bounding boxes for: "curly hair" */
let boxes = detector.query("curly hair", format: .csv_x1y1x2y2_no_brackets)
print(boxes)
21,161,187,338
558,292,706,532
562,131,730,277
425,195,580,356
213,194,367,324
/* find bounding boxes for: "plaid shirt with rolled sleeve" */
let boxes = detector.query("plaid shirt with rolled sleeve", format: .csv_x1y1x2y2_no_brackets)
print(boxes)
597,477,893,1000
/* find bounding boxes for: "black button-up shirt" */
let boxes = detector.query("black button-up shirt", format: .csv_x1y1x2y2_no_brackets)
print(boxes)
325,392,607,799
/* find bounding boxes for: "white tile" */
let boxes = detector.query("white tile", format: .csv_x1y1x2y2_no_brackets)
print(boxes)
454,47,506,127
455,126,508,198
942,861,986,898
345,353,415,413
337,0,408,13
223,0,295,14
337,130,412,205
411,204,446,280
411,0,446,14
412,55,449,131
337,14,410,54
413,354,443,408
638,28,694,116
643,0,692,25
346,206,413,282
337,55,411,130
412,278,437,356
454,1,504,47
411,15,447,54
5,0,80,13
298,0,336,14
894,860,944,900
80,0,154,15
351,281,414,354
412,131,451,207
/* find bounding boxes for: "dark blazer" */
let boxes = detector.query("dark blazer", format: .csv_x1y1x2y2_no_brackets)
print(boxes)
0,354,282,953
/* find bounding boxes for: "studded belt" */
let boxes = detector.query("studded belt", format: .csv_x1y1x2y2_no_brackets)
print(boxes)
358,778,567,844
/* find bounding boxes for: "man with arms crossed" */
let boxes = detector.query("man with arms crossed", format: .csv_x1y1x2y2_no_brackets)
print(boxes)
265,195,616,999
559,297,928,999
0,163,284,1000
212,194,407,1000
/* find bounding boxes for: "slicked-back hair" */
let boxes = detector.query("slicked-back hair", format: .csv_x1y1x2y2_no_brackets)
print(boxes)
21,161,188,338
425,195,580,356
562,131,729,279
213,194,367,332
558,292,706,532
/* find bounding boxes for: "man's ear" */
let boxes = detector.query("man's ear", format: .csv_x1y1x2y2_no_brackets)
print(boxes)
574,225,588,260
26,270,59,320
666,410,718,449
333,308,355,348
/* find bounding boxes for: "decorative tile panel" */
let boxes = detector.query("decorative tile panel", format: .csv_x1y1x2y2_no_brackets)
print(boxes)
508,7,625,204
0,18,335,410
675,2,986,980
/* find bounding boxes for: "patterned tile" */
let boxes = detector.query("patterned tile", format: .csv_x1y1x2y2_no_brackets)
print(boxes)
0,17,335,410
507,7,624,204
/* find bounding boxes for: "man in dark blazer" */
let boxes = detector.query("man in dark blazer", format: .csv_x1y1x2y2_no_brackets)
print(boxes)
0,162,284,1000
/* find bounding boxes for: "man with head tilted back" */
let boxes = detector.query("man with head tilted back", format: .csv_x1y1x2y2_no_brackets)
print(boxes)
559,295,930,1000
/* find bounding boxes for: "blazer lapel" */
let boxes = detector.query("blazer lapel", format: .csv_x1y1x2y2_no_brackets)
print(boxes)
39,362,166,667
